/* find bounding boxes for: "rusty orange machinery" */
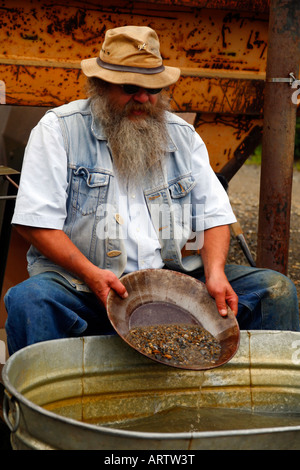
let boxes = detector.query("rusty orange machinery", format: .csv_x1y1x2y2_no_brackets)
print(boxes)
0,0,270,173
0,0,273,325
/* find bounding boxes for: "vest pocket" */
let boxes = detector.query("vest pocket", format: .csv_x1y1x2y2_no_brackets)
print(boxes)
72,167,109,215
168,175,196,241
168,175,196,199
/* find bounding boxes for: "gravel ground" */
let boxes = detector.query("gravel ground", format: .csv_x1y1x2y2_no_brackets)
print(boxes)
227,164,300,313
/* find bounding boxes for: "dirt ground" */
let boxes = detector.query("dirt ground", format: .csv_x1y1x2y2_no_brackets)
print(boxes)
227,164,300,313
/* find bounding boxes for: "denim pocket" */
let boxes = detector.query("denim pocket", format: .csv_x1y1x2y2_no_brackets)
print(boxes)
167,175,196,240
72,167,109,215
168,175,196,199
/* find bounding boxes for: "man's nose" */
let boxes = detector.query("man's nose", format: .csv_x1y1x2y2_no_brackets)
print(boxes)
133,88,150,103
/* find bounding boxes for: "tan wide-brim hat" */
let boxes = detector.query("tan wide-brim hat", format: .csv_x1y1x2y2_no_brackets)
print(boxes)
81,25,180,88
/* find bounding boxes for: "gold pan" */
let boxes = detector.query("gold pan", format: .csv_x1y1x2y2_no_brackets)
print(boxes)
107,269,240,370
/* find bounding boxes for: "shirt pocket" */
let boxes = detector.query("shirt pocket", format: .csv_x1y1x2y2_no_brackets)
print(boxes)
72,167,109,215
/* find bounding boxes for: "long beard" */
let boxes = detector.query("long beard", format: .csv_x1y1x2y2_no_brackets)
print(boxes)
90,92,170,185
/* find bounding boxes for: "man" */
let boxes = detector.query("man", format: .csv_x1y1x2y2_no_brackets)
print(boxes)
4,26,299,355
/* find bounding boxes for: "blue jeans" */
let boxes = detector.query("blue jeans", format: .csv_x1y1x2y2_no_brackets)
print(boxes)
4,265,300,355
195,265,300,331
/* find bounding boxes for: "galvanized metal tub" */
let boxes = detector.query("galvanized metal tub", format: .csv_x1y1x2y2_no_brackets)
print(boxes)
2,331,300,450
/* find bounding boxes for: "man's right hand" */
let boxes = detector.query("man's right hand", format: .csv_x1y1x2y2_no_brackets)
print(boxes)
84,266,128,307
15,225,128,308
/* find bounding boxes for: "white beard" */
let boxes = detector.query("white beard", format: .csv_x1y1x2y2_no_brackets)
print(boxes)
90,91,170,185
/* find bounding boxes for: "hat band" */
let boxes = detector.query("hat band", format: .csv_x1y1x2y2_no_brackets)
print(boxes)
97,57,165,75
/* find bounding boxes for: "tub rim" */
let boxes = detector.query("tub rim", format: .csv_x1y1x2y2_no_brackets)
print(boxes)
2,333,300,442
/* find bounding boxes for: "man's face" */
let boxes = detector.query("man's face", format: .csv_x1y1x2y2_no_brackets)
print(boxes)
106,84,160,120
89,78,169,183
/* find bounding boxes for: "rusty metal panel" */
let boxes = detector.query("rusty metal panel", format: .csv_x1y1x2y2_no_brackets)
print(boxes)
0,1,269,72
172,76,265,114
133,0,270,13
0,64,84,107
0,0,268,110
0,64,265,114
194,114,263,172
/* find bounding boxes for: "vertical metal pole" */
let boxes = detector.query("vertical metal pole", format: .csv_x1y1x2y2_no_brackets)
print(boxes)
256,0,300,274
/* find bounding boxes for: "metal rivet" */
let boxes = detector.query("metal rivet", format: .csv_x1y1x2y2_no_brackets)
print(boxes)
115,213,124,225
107,250,122,257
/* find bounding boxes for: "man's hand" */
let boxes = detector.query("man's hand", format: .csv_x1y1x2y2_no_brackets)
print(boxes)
83,265,128,307
15,225,128,307
205,271,238,317
200,225,238,317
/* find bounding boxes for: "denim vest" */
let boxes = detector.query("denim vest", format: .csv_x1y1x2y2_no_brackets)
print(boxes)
28,99,203,289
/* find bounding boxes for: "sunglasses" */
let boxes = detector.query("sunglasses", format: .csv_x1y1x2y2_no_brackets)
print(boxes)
121,84,162,95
